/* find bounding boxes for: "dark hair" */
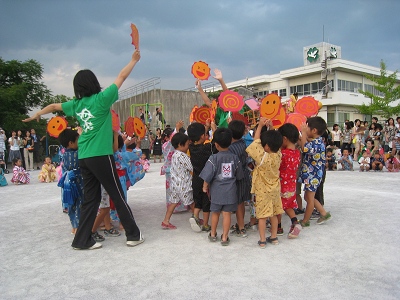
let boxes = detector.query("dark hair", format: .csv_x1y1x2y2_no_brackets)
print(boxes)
387,118,394,125
261,130,283,152
117,135,124,149
354,119,361,126
372,117,378,122
178,127,186,134
397,116,400,122
333,124,339,130
278,123,299,144
171,132,189,149
73,69,101,99
369,123,375,130
345,122,352,130
187,123,206,142
12,158,20,165
213,128,232,148
375,123,383,131
58,129,79,148
162,127,173,139
326,148,333,153
307,116,327,136
228,120,245,140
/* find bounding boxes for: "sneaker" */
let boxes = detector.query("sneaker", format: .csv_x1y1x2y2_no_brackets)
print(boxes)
73,242,102,250
317,212,332,225
126,232,145,247
236,228,248,238
92,231,105,242
208,232,217,242
310,210,320,220
299,220,310,227
189,217,202,232
277,228,284,236
294,208,305,215
288,223,302,239
104,228,121,236
161,222,177,230
202,225,211,232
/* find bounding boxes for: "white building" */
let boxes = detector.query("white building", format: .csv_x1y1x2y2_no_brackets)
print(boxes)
206,42,400,127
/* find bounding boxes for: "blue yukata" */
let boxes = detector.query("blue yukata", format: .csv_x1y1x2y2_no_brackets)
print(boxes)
301,137,326,192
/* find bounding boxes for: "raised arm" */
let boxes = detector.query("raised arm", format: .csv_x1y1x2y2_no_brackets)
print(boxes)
22,103,63,122
212,69,228,91
114,49,141,89
254,117,271,140
195,79,212,107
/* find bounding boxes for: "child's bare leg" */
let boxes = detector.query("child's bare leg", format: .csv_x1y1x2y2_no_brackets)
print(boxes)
92,208,109,232
104,211,112,230
236,202,245,230
269,215,278,239
258,217,267,242
313,199,327,217
203,211,210,227
277,214,282,224
193,208,201,218
163,203,178,224
211,212,220,237
303,191,316,222
296,194,303,210
222,211,231,241
285,208,296,220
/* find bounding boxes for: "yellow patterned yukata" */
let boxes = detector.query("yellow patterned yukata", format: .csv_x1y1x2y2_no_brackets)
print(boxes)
246,139,284,219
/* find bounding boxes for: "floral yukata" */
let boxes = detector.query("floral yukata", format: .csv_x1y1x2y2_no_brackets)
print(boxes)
301,137,326,192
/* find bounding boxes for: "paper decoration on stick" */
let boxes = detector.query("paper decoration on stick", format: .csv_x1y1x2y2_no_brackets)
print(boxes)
190,105,198,123
191,61,211,80
294,96,320,117
259,94,281,119
133,117,146,138
124,117,135,137
47,116,68,138
218,90,244,112
210,100,217,121
286,113,307,131
111,110,121,132
245,98,259,111
271,106,287,129
192,106,210,124
130,23,140,49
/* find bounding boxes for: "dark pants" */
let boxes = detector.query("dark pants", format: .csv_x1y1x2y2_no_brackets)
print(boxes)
315,168,326,206
71,155,141,249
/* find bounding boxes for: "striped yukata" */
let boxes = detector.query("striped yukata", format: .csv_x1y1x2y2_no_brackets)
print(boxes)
228,139,251,203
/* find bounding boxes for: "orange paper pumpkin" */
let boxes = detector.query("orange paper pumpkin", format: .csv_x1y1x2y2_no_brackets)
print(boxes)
210,100,217,121
190,105,198,123
133,117,146,138
47,116,68,138
271,106,287,129
111,110,121,131
260,94,281,119
294,96,320,117
191,61,211,80
286,113,307,131
192,106,210,124
124,117,135,137
218,90,244,112
130,23,140,49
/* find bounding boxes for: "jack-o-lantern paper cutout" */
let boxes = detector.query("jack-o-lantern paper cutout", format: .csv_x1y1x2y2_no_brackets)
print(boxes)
124,117,135,137
192,106,211,124
191,61,211,80
210,100,217,121
218,90,244,112
260,94,281,119
133,117,146,138
190,105,198,123
286,113,307,131
294,96,320,117
111,110,121,131
271,106,286,129
47,116,68,138
130,23,139,49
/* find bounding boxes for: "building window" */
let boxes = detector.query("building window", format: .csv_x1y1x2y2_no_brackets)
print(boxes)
296,85,303,96
364,84,384,97
270,90,278,94
311,82,319,94
338,79,362,92
304,84,310,95
279,89,287,97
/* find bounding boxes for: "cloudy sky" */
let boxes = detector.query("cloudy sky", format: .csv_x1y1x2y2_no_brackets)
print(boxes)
1,0,399,98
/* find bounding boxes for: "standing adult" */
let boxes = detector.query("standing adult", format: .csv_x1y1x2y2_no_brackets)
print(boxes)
30,128,45,170
384,118,398,152
17,130,26,169
140,127,152,160
152,128,163,163
23,130,34,171
23,49,144,250
0,128,7,171
8,131,21,163
155,107,165,129
352,119,362,159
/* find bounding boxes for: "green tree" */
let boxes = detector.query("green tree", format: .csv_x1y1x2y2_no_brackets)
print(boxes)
0,57,51,134
356,60,400,119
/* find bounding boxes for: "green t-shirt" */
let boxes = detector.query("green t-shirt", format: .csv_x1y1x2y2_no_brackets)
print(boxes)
62,84,118,159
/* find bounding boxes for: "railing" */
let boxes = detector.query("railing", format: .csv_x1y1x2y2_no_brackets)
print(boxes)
118,77,161,101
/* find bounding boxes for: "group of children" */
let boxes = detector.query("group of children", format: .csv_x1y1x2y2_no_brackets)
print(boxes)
160,115,332,248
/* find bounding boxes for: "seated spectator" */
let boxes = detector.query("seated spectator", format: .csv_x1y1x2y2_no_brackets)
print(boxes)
358,150,371,172
338,149,353,171
325,148,337,170
370,152,384,171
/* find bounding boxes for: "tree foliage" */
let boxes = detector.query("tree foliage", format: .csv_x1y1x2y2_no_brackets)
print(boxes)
356,60,400,119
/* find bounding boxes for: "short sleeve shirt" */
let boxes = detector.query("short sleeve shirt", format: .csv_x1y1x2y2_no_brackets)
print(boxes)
61,84,118,159
301,137,326,190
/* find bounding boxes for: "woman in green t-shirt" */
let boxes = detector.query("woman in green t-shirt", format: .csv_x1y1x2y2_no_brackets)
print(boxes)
23,50,144,250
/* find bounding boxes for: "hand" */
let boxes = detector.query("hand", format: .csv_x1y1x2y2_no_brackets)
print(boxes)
212,69,223,81
132,49,141,62
176,120,184,131
300,123,308,135
195,79,201,89
76,126,83,135
22,113,40,123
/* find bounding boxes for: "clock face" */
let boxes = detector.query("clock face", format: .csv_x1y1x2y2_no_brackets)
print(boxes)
330,47,337,58
307,47,319,63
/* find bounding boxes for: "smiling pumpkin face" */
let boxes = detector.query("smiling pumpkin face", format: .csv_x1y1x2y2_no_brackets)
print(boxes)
47,116,68,138
191,61,211,80
133,117,146,138
260,94,281,119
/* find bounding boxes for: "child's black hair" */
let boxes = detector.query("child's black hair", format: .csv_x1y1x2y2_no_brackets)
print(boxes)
12,158,20,165
277,123,299,144
213,128,232,148
228,120,245,140
307,116,327,136
73,69,101,99
261,130,283,152
171,132,189,149
162,127,174,139
58,129,79,148
187,123,206,142
326,148,333,153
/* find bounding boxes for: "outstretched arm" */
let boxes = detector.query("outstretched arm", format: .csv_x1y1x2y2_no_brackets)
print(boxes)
22,103,63,122
196,79,212,107
114,49,141,89
212,69,228,91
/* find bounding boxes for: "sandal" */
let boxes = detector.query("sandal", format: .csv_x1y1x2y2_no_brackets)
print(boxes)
258,240,267,249
208,232,217,242
161,222,177,230
220,235,230,246
267,236,279,245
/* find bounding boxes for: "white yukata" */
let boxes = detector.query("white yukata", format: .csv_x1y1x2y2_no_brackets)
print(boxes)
170,150,193,205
